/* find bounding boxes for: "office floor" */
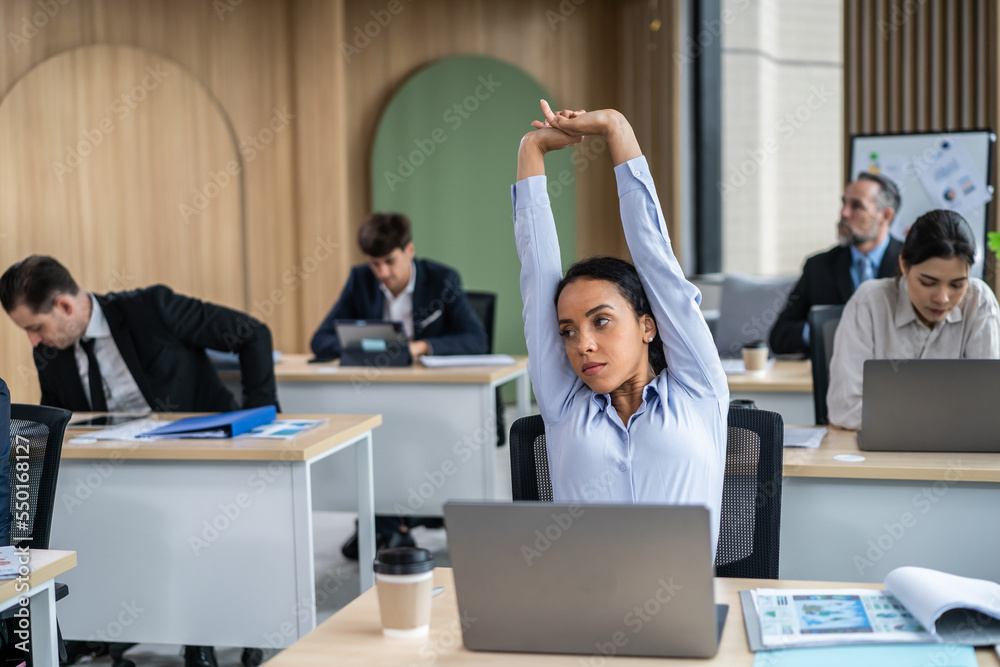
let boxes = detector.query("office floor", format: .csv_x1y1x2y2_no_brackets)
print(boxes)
80,407,518,666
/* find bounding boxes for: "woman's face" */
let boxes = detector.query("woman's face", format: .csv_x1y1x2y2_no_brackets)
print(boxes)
900,255,970,327
556,278,655,394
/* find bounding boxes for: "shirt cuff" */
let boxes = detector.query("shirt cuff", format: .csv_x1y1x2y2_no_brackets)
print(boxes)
511,175,550,212
613,155,652,199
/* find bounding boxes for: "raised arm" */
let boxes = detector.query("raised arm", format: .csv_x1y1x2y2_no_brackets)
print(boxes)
539,105,726,399
514,127,588,422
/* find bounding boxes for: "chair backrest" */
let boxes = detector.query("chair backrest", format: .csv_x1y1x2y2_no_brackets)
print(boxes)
509,406,784,579
715,405,784,579
807,304,844,425
714,274,797,358
8,404,72,549
464,291,497,353
508,415,552,502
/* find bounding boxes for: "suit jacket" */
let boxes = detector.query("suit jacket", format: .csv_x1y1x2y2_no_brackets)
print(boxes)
33,285,279,413
769,238,904,355
310,258,488,359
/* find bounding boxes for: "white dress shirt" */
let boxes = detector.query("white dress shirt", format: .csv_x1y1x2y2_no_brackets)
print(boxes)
73,293,151,413
827,276,1000,429
513,156,729,557
380,261,417,339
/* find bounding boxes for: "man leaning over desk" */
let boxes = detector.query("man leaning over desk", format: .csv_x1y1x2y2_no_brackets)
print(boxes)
310,212,488,361
0,254,278,667
769,172,904,355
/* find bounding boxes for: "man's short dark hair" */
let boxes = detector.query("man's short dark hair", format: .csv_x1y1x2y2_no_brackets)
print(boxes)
0,255,80,314
857,172,902,213
358,213,412,258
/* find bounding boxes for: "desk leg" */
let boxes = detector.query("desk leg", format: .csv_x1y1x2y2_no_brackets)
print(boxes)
516,371,531,418
356,432,375,592
292,461,317,638
30,580,58,667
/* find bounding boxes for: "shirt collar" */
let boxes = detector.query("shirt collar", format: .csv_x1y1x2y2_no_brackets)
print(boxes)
850,233,892,270
893,277,965,329
83,292,111,340
589,376,663,412
378,261,417,302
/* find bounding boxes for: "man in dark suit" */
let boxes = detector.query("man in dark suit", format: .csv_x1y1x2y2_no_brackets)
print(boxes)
0,255,278,667
310,212,488,360
769,173,903,355
311,212,488,559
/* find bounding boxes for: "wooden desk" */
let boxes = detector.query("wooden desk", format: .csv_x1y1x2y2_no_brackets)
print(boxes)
726,360,813,424
0,550,76,666
263,568,1000,666
223,354,532,515
780,428,1000,585
52,413,380,649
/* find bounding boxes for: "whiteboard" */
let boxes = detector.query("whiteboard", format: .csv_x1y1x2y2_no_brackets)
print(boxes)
850,130,995,279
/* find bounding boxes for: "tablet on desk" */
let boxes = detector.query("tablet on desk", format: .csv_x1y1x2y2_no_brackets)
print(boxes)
70,414,150,428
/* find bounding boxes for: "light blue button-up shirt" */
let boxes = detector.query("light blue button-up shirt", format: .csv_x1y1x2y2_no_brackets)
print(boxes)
512,156,729,556
848,233,892,290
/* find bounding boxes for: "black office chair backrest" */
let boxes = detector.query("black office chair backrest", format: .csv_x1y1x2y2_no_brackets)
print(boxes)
509,415,552,502
509,406,784,579
465,291,497,353
807,304,845,425
715,405,784,579
8,404,72,549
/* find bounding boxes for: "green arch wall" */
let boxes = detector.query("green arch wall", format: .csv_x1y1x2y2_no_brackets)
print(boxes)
370,55,576,359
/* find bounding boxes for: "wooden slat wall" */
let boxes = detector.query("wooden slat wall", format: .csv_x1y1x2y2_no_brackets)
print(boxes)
620,0,683,264
0,0,685,403
844,0,998,283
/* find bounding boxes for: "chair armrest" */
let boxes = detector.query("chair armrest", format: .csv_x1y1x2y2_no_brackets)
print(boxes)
55,581,69,601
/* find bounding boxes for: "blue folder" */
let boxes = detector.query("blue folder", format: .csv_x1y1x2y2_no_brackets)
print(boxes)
142,406,277,438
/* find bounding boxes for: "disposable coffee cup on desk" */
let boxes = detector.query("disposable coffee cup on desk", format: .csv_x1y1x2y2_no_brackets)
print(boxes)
373,547,435,638
742,340,769,375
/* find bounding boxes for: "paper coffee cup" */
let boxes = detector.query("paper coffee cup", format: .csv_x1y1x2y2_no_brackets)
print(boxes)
742,340,769,374
373,547,435,638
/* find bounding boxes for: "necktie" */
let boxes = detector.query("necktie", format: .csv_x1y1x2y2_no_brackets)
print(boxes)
858,256,875,285
80,338,108,412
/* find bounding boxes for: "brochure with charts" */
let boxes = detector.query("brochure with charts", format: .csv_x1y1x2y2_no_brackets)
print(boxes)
0,546,31,579
742,567,1000,650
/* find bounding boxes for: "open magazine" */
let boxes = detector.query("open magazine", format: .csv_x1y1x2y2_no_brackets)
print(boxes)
742,567,1000,650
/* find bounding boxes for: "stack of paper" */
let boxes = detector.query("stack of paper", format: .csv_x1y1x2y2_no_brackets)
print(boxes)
420,354,516,367
783,427,826,449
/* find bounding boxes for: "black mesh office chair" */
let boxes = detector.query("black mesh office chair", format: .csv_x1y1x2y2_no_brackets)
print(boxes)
807,304,845,425
509,405,784,578
5,403,72,663
465,291,506,446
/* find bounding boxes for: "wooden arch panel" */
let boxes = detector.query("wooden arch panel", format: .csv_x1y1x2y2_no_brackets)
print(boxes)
0,44,244,403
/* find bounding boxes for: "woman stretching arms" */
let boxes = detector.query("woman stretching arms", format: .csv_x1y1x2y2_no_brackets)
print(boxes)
513,102,729,554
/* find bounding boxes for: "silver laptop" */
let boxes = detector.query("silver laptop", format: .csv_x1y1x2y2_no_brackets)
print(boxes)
443,502,727,659
859,359,1000,452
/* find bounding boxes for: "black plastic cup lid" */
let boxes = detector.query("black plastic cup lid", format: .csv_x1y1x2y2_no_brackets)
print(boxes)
373,547,435,575
743,340,767,349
